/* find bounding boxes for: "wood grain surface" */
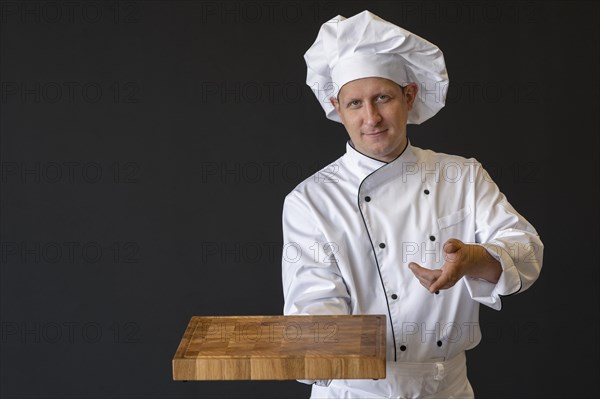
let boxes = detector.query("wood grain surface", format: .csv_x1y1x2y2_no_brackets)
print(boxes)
172,315,386,380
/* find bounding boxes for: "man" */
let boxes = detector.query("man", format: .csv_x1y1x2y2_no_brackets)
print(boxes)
281,10,543,398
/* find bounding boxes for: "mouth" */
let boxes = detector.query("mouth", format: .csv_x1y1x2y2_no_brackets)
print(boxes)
362,129,388,137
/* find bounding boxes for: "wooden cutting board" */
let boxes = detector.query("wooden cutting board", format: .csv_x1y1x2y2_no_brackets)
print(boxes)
172,315,386,380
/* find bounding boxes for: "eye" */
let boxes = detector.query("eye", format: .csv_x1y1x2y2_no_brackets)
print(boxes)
376,94,391,102
347,100,361,108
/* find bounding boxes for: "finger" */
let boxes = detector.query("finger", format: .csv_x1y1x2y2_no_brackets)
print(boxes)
417,279,430,290
429,275,449,293
409,263,444,292
409,267,432,286
413,273,434,288
430,270,461,293
408,262,436,283
414,274,437,291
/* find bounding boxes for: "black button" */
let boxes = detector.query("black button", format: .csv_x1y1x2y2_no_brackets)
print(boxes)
429,235,436,241
400,345,407,351
435,290,440,295
391,294,398,300
379,243,386,248
424,189,430,195
365,196,371,202
437,340,442,347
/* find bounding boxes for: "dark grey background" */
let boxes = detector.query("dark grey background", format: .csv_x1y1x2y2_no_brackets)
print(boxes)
0,1,598,398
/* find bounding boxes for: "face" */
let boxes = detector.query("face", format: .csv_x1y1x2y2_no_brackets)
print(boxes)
331,77,417,163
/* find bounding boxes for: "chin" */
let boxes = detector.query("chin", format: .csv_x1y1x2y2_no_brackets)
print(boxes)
369,145,403,161
369,145,393,156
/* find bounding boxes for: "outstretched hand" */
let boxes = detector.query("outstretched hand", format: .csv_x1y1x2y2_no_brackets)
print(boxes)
408,238,502,294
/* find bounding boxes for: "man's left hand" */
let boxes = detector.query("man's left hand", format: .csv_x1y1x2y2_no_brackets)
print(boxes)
408,238,502,293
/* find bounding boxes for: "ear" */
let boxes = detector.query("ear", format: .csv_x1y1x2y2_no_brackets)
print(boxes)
404,83,418,111
330,96,340,112
330,96,346,124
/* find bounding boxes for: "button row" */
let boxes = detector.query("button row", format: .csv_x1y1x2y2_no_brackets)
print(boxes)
365,196,436,244
398,340,443,352
365,189,430,203
366,192,438,302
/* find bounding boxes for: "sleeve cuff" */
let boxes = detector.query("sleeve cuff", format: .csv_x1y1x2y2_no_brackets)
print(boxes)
463,243,522,310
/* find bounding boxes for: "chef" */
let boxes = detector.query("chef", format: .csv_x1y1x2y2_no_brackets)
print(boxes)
281,10,543,399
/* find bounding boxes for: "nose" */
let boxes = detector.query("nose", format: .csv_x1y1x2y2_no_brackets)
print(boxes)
364,102,382,126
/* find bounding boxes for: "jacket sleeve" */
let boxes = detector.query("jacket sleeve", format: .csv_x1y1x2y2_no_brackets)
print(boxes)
463,162,544,310
281,191,350,388
281,191,351,316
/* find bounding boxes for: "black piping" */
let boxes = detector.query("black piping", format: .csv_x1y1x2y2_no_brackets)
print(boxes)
496,272,524,310
354,142,409,362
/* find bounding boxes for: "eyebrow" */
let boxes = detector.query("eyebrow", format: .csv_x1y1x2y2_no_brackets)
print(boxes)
342,91,394,105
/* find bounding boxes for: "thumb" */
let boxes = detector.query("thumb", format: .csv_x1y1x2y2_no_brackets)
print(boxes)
443,238,463,254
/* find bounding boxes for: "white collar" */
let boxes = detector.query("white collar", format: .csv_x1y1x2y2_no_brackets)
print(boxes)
343,141,386,179
343,140,416,181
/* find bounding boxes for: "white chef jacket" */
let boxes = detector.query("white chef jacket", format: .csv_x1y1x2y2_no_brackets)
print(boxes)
281,141,543,398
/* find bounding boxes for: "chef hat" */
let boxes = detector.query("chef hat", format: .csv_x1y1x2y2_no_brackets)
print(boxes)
304,10,449,124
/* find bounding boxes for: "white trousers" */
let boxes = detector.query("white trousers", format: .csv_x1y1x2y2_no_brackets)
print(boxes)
310,352,474,399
